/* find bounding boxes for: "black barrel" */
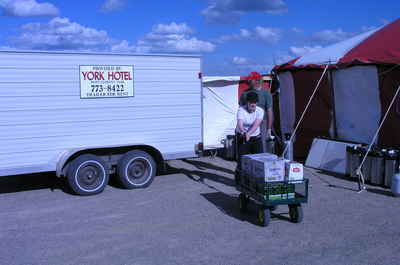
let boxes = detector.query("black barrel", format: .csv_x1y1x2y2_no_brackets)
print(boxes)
370,148,385,185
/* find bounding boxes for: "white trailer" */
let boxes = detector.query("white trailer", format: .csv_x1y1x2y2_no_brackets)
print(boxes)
0,50,203,195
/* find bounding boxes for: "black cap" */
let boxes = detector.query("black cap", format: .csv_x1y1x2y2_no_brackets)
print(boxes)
246,91,258,103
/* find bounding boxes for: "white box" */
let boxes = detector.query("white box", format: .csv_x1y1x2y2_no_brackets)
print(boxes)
285,161,304,182
252,157,285,182
241,153,277,175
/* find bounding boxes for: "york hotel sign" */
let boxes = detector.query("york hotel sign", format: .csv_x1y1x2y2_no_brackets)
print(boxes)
80,65,134,98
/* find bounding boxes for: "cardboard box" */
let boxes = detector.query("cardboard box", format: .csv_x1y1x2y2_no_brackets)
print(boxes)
241,153,277,175
285,161,304,182
251,157,285,182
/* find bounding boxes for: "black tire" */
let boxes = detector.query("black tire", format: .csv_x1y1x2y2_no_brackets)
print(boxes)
289,204,303,223
258,207,271,227
117,150,156,189
66,154,109,196
238,193,248,213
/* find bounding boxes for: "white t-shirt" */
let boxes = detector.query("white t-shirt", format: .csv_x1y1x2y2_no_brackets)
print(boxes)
237,106,264,137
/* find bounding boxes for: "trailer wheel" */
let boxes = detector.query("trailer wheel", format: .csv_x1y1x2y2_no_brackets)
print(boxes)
117,150,156,189
258,207,271,227
289,204,303,223
66,154,109,196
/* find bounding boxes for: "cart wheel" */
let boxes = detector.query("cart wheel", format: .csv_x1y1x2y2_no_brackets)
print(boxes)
289,204,303,223
258,207,271,227
238,193,248,213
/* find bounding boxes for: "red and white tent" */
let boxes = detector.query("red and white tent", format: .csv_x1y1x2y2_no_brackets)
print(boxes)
274,18,400,158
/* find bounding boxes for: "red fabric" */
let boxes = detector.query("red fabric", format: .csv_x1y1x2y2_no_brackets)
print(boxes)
291,70,332,158
248,72,262,80
378,66,400,148
340,19,400,65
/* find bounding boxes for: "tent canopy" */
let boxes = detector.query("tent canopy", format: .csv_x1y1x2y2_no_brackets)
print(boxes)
273,18,400,158
276,18,400,71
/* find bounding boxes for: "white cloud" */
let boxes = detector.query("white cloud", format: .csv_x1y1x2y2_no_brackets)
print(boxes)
0,0,59,17
10,17,112,50
111,40,136,53
289,45,323,57
291,27,303,33
218,26,282,44
254,26,281,43
152,22,193,35
8,19,215,54
202,0,288,24
232,56,248,65
130,22,216,53
100,0,125,12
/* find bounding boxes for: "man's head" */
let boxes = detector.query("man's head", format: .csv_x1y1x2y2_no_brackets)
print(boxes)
248,72,262,90
246,91,258,112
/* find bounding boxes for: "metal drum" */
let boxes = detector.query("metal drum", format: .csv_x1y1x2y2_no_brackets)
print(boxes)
359,147,372,183
370,149,385,185
346,146,353,176
385,149,399,188
392,171,400,197
223,135,235,160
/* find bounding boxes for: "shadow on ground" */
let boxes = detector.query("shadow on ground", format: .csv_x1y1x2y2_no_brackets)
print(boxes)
308,168,394,197
182,159,235,175
0,172,73,195
201,191,292,226
165,161,236,188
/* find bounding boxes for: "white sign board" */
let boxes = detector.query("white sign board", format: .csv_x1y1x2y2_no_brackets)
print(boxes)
80,65,134,98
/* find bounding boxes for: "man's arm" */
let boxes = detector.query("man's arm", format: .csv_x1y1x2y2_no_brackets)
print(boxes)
237,119,246,134
236,107,246,134
247,119,263,136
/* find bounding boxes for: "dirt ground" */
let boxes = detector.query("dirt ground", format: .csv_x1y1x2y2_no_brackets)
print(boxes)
0,155,399,265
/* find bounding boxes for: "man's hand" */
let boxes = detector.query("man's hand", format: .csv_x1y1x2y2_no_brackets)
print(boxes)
245,132,251,142
266,129,272,138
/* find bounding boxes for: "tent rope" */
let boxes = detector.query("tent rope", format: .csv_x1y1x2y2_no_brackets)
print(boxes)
281,63,330,158
356,84,400,192
205,86,237,114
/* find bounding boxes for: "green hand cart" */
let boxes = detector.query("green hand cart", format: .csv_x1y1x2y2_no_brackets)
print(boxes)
235,172,309,226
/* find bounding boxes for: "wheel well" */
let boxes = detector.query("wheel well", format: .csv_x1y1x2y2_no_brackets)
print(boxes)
60,145,164,176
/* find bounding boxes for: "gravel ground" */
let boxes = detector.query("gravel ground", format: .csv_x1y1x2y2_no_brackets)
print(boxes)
0,156,399,265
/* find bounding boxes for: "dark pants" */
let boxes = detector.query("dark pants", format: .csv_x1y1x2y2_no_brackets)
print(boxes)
236,134,263,172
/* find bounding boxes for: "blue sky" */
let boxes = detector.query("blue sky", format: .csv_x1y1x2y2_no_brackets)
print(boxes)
0,0,398,75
